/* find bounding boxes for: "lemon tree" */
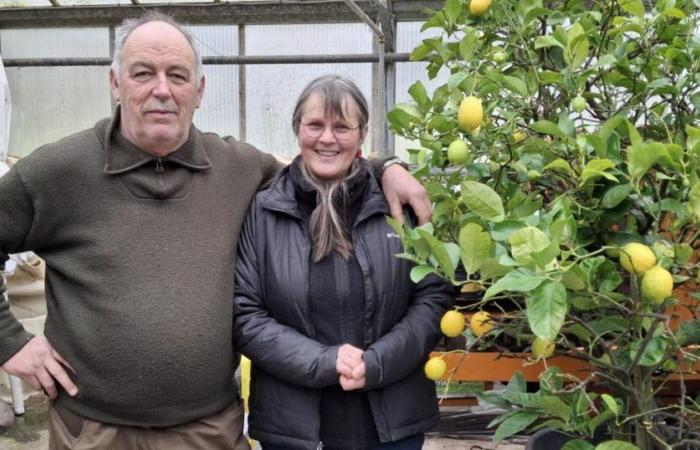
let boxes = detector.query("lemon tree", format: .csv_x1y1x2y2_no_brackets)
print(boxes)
387,0,700,447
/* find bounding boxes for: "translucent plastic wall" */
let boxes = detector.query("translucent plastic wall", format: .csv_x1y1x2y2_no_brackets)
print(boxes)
1,21,447,159
244,23,373,159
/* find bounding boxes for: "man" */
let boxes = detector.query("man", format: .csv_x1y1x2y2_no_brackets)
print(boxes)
0,12,431,450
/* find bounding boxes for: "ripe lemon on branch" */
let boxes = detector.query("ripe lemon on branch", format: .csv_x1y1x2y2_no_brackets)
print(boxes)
619,242,656,274
470,311,494,337
424,357,447,380
641,265,674,304
469,0,492,16
458,96,483,132
440,310,466,337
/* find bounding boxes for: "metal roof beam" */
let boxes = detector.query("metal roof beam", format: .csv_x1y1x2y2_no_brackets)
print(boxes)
0,0,440,28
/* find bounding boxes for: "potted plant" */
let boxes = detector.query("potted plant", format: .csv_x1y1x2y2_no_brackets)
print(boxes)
387,0,700,448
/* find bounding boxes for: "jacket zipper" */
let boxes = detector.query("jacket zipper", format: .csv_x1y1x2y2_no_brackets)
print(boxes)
155,158,164,173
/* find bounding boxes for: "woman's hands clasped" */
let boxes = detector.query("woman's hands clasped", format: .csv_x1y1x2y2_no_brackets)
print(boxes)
335,344,366,390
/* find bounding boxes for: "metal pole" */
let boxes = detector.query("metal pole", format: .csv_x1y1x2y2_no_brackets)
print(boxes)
238,24,246,142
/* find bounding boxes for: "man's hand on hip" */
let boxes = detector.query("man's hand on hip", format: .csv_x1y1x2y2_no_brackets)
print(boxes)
1,336,78,399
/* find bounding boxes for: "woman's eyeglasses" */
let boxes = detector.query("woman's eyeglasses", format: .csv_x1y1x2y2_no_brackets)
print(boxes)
301,122,360,140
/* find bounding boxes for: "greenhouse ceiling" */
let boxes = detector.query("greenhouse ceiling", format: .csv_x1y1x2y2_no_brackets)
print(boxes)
0,0,441,28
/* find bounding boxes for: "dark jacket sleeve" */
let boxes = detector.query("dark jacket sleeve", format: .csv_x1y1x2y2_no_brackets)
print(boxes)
362,275,452,390
0,167,37,364
232,199,340,388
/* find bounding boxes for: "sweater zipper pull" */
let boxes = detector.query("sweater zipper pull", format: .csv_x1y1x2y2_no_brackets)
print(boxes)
155,158,164,173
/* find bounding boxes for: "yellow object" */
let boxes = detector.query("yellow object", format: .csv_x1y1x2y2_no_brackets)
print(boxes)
469,0,492,16
440,310,466,337
424,357,447,380
470,311,494,337
619,242,656,274
512,130,527,144
240,356,251,413
641,265,674,304
532,337,555,359
458,96,484,132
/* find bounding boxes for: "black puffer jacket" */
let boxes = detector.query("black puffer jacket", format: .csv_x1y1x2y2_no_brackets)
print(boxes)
233,159,452,449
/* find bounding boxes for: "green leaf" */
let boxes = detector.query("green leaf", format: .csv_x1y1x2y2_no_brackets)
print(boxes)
535,35,565,49
444,0,462,25
543,159,576,176
408,81,431,114
409,43,432,61
628,142,662,181
509,226,553,267
459,29,479,61
595,441,640,450
531,120,566,138
563,441,595,450
447,72,468,92
484,269,548,299
619,0,645,18
601,393,619,416
506,371,527,394
502,75,530,97
417,230,456,279
459,223,492,275
601,184,633,209
566,33,590,70
629,336,668,366
491,220,527,241
689,181,700,222
580,158,617,185
527,281,568,340
461,181,505,222
386,216,404,239
410,264,434,283
493,411,539,443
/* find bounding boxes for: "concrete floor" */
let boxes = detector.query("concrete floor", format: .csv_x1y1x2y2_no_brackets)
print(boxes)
0,396,526,450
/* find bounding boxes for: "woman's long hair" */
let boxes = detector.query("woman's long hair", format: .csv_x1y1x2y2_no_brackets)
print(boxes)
300,160,361,262
292,75,369,262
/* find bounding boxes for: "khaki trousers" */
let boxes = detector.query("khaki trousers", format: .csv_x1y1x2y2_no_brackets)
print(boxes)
48,401,250,450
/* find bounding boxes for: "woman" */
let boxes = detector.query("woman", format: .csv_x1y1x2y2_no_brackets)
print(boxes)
233,75,451,450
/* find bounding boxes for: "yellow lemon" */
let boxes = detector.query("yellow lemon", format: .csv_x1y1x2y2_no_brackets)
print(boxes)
447,139,469,165
641,265,674,304
619,242,656,274
470,311,494,337
458,96,483,132
424,357,447,380
532,337,555,359
440,310,466,337
512,130,527,144
469,0,492,16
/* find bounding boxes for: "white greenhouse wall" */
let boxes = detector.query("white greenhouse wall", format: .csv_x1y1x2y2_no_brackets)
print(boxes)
1,21,449,160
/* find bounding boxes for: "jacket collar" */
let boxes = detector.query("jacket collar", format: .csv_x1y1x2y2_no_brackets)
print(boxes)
260,156,389,227
99,106,212,175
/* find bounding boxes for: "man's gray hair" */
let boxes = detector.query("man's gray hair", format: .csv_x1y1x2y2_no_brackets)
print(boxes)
111,11,203,86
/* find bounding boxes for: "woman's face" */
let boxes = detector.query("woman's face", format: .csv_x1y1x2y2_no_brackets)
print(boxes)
298,94,365,182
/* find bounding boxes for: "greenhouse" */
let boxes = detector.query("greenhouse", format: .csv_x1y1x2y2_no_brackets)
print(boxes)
0,0,699,449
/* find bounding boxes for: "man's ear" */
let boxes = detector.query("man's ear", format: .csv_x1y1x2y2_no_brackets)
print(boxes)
109,69,120,102
196,75,206,108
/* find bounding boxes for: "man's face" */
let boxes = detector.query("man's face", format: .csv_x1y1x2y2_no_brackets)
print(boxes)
109,21,205,156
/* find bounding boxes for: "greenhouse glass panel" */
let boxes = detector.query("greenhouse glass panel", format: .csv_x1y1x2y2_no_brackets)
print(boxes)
188,25,238,57
246,23,372,55
0,28,109,58
193,65,239,139
245,64,372,158
6,67,111,157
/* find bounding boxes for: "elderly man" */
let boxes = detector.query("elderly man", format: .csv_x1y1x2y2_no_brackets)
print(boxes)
0,12,431,450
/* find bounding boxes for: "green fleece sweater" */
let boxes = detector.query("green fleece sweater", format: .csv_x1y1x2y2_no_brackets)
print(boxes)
0,113,281,426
